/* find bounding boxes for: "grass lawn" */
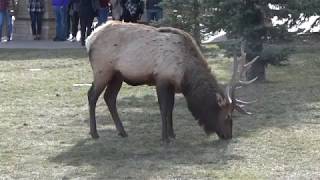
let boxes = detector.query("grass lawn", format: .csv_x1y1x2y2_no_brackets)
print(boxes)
0,45,319,179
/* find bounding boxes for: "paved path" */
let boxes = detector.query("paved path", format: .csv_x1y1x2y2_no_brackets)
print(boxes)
0,40,84,49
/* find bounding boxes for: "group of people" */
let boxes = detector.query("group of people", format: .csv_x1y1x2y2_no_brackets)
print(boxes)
51,0,111,46
52,0,150,46
0,0,163,44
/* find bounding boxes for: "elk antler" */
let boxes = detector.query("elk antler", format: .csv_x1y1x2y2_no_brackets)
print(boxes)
226,41,258,115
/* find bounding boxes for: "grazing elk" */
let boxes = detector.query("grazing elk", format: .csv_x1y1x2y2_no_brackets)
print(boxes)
86,21,257,143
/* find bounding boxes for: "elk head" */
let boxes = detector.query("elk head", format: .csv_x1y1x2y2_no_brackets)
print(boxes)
216,42,258,139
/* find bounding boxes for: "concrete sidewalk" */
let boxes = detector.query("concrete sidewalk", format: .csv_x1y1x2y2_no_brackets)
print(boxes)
0,40,84,49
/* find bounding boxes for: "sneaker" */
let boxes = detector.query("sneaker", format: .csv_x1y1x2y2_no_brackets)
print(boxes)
68,37,76,42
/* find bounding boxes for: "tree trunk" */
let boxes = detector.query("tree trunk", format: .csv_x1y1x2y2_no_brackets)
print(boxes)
192,0,201,45
245,38,266,82
247,59,266,81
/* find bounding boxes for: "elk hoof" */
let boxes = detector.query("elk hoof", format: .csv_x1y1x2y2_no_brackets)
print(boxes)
118,131,128,137
90,132,99,139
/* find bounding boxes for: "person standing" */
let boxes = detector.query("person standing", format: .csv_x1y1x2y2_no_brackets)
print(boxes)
52,0,68,41
96,0,109,27
0,0,8,42
28,0,44,40
79,0,95,46
68,0,80,41
6,0,17,41
146,0,162,22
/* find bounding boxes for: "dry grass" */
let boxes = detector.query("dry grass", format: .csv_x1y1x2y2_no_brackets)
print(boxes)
0,45,319,179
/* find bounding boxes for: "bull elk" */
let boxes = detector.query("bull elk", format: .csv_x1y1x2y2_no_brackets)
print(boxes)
86,21,257,143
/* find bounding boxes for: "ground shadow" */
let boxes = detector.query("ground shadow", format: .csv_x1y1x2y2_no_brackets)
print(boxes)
50,94,242,179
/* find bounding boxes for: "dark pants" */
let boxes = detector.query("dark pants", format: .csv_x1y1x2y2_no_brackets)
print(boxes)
80,15,94,43
71,12,79,38
66,12,71,38
29,12,43,35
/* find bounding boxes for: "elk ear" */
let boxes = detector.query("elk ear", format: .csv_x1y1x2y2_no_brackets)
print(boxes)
216,93,227,107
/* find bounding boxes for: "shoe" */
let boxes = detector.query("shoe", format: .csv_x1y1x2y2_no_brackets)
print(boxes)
68,37,76,42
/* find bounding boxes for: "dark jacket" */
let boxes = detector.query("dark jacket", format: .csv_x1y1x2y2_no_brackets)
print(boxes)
99,0,109,8
68,0,80,13
79,0,95,17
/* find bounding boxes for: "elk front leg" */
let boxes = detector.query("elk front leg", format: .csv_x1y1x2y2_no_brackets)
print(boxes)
166,87,175,139
156,82,175,143
104,75,127,137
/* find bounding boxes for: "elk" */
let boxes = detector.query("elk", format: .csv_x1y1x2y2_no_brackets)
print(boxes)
86,21,257,143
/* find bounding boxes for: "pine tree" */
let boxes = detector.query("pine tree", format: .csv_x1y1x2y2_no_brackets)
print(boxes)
161,0,320,80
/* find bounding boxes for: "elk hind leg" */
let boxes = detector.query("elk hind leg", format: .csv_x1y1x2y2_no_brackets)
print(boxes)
88,82,106,139
104,74,127,137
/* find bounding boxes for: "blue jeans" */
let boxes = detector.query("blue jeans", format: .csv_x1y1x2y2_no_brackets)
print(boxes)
0,10,7,41
97,8,109,27
54,6,67,40
147,9,163,22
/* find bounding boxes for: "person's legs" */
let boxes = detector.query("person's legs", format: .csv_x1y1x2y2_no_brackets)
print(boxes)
30,12,37,37
7,14,13,41
71,11,79,40
61,6,67,40
64,6,70,39
0,11,4,42
54,6,66,41
86,16,94,37
54,6,61,40
36,12,43,39
80,15,87,45
122,9,131,22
